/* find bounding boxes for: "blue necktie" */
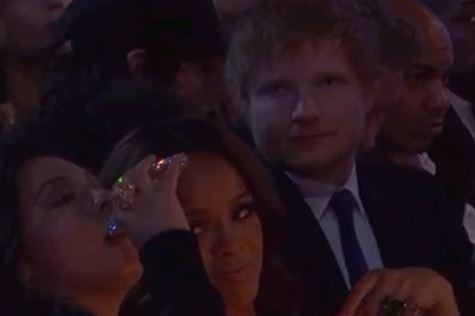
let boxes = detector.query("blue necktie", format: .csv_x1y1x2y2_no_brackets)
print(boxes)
330,189,369,287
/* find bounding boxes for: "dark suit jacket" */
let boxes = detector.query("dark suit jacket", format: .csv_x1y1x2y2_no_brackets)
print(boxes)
429,107,475,224
271,160,474,316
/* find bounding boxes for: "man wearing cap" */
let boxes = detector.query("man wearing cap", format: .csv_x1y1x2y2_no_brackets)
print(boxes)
60,0,228,121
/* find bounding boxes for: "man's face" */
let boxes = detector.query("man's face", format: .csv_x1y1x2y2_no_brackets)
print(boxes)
246,40,371,180
445,0,475,74
380,26,453,154
175,59,225,111
1,0,72,55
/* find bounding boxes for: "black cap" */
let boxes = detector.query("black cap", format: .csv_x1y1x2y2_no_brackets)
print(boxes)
56,0,225,65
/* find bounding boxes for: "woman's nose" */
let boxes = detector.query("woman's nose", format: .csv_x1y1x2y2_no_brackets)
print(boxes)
91,189,113,215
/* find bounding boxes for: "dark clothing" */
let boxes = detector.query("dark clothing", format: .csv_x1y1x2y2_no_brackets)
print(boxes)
139,230,225,316
429,107,475,223
2,230,225,316
271,160,474,316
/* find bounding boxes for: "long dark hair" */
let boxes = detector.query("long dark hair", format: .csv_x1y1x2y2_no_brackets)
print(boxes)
100,117,295,316
0,114,93,316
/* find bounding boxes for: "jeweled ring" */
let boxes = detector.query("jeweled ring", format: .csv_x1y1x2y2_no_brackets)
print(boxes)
105,215,122,237
148,157,170,182
112,176,137,209
404,303,422,316
148,153,189,183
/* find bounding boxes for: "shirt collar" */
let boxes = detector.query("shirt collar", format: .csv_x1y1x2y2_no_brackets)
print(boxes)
288,165,365,220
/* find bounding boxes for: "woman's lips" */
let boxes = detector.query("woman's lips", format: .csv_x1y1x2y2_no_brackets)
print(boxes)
218,262,252,281
105,230,126,243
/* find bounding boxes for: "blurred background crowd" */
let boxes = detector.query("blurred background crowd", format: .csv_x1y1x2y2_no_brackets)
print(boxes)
0,0,474,315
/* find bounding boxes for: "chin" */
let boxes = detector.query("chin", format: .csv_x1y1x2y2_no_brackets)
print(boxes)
283,152,342,175
104,262,143,293
408,140,433,155
221,285,258,307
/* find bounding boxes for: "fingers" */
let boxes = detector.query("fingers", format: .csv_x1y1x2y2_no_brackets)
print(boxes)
148,153,187,194
131,155,157,195
109,153,190,249
339,268,457,316
340,269,384,315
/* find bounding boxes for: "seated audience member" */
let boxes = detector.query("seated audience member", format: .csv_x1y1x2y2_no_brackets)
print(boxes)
0,0,71,126
226,0,473,315
0,108,224,316
420,0,475,104
101,116,460,316
351,0,419,149
376,0,474,223
376,0,450,171
58,0,228,122
100,118,295,316
420,0,475,238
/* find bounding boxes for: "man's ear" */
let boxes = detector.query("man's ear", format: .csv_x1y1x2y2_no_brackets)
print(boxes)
127,49,147,80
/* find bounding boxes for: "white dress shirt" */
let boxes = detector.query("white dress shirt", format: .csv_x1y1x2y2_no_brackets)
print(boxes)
449,90,475,140
448,91,475,245
289,166,384,289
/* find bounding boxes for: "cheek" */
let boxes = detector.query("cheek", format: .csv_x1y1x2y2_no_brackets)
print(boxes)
328,92,367,135
249,98,292,155
24,211,105,271
245,218,263,271
395,91,425,124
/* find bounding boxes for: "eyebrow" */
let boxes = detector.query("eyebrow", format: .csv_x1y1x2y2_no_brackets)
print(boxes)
231,189,253,205
34,177,66,203
184,190,253,218
408,63,438,73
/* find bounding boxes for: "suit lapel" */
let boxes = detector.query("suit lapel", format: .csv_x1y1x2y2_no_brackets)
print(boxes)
269,168,349,313
356,162,431,268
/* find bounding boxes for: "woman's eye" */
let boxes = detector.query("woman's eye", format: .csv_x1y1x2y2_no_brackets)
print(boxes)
52,193,74,207
233,205,255,221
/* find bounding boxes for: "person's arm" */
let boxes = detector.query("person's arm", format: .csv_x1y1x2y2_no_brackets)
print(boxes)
139,229,225,316
110,155,226,316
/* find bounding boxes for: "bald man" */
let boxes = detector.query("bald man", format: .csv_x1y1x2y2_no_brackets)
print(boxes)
421,0,475,102
375,0,475,231
420,0,475,237
377,0,452,169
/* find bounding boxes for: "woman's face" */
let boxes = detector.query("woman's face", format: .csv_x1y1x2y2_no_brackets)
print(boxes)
1,0,72,54
17,157,142,300
178,152,263,307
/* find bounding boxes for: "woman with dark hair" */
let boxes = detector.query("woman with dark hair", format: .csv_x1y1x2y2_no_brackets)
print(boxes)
100,117,296,316
0,111,224,315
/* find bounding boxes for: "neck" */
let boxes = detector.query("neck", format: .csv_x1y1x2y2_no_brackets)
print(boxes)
292,154,355,188
225,303,256,316
385,151,422,170
2,56,42,117
75,291,125,316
